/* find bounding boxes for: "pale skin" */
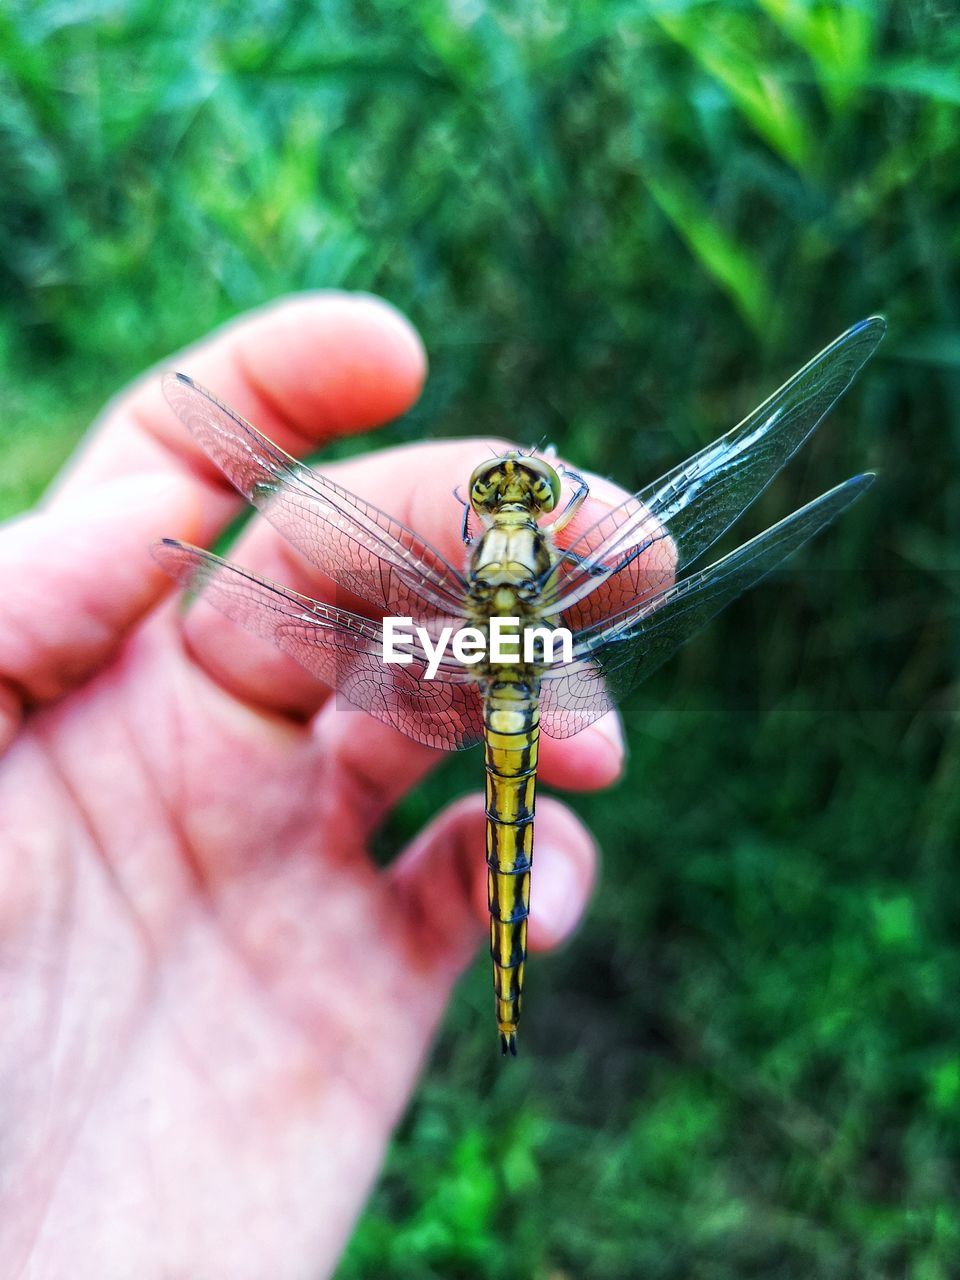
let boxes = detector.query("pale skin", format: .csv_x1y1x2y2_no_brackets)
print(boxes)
0,293,665,1279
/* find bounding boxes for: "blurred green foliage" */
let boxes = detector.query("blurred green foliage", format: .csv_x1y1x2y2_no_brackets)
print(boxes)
2,1,959,1275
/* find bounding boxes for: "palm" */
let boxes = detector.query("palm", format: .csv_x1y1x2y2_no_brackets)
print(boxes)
5,629,449,1276
0,295,620,1279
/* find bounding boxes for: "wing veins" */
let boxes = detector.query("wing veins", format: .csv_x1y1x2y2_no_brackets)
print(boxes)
548,317,885,618
162,372,467,617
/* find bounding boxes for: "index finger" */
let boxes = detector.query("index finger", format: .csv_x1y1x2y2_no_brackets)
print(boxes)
0,292,425,731
46,291,427,547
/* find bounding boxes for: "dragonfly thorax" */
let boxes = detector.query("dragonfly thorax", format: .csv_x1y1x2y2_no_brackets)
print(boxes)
468,522,553,601
469,452,561,514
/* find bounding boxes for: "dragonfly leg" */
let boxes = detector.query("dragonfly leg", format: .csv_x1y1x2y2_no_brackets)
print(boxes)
555,548,604,574
546,470,589,534
555,531,669,578
453,486,472,545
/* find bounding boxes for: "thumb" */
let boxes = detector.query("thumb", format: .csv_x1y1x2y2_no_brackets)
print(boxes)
0,473,199,751
387,793,598,981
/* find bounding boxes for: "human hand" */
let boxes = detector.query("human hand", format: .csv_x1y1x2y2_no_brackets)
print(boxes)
0,294,632,1278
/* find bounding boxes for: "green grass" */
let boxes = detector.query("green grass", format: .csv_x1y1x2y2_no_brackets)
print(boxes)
3,1,959,1275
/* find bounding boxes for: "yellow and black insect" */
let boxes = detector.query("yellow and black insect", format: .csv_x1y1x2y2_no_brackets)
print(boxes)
157,317,885,1054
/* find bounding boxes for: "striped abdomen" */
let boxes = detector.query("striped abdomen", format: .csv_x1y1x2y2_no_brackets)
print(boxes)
484,678,540,1055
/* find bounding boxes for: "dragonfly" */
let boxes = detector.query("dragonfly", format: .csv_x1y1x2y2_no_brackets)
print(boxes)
156,316,885,1055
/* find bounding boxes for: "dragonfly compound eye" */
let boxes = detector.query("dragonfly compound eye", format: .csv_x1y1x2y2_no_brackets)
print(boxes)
469,463,501,512
520,457,562,512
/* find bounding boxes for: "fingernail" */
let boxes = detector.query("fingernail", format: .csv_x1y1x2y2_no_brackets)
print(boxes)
356,293,428,376
590,710,625,757
532,843,586,943
582,712,627,782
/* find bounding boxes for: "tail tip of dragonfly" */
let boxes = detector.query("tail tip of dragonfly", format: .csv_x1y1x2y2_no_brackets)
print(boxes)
499,1031,518,1057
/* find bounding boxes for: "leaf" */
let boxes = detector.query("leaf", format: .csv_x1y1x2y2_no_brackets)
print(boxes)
638,166,773,334
870,59,960,105
652,4,815,170
759,0,876,112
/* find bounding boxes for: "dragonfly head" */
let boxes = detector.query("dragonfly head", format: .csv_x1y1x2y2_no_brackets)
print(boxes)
469,452,561,514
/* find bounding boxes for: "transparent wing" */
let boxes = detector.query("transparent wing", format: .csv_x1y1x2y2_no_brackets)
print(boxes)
155,540,482,751
548,317,885,631
539,474,873,739
163,373,468,618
